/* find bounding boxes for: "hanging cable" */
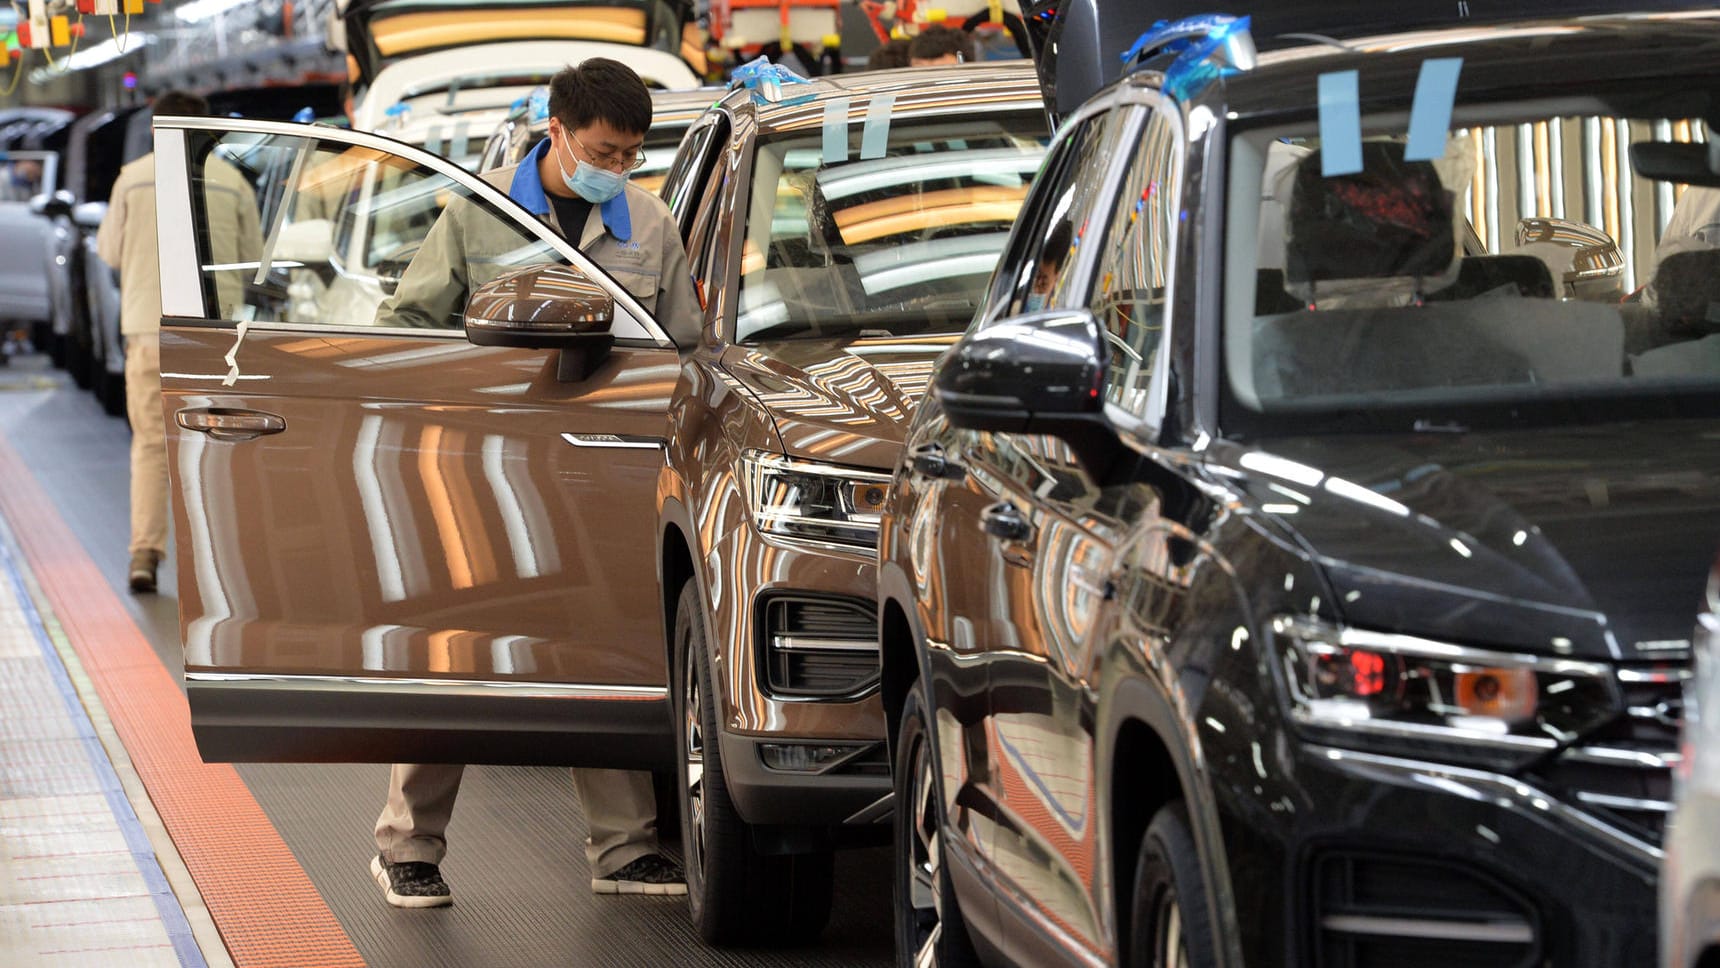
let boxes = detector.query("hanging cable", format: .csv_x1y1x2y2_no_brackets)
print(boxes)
1,50,24,96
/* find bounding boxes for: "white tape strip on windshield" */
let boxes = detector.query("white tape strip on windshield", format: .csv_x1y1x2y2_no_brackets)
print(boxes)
822,97,851,165
860,94,896,161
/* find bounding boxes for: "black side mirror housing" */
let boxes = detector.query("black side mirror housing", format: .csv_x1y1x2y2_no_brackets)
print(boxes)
30,190,74,220
464,263,617,382
935,308,1120,474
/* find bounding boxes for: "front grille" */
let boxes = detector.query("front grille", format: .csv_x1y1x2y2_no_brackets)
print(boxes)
1310,852,1540,968
760,596,879,697
1533,661,1687,846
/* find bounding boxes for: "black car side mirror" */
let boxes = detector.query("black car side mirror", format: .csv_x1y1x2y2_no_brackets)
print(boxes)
464,263,617,382
934,307,1120,474
29,189,74,220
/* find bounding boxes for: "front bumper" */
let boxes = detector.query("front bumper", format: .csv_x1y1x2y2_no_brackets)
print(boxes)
700,518,891,829
1230,744,1659,967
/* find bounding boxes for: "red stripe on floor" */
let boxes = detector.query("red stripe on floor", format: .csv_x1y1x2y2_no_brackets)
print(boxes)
0,430,366,968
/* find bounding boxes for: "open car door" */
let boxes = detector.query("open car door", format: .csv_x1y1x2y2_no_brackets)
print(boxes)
152,117,679,768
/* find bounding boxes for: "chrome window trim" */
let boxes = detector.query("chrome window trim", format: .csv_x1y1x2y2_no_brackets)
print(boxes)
186,671,667,699
150,116,675,348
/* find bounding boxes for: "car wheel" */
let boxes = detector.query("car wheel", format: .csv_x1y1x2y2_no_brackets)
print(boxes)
1128,801,1217,968
672,577,834,945
894,683,981,968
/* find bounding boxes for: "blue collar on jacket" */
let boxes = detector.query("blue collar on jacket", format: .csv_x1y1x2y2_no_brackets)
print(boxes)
507,138,632,243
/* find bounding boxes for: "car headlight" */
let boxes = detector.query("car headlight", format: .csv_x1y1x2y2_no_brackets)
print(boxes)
740,452,891,552
1273,616,1620,769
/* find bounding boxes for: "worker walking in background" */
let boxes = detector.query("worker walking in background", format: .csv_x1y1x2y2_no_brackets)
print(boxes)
97,90,264,593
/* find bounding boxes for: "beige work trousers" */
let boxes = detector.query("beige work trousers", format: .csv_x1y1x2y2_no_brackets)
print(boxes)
374,764,661,878
123,335,168,556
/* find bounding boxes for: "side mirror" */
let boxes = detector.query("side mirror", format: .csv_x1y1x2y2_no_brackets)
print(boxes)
935,308,1118,474
465,263,616,382
29,190,73,219
274,218,335,264
1514,217,1624,302
72,201,106,230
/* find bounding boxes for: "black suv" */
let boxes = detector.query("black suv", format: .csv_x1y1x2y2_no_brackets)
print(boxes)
879,13,1720,967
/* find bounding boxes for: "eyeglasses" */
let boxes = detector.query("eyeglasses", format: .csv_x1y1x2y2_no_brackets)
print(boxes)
567,130,647,173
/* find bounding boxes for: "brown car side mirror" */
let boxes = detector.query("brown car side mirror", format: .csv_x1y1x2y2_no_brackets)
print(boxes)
464,263,617,382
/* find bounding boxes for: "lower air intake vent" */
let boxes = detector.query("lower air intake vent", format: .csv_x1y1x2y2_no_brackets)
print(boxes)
761,596,879,697
1311,852,1539,968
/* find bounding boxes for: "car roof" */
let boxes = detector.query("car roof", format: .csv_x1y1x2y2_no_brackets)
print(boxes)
1153,12,1720,123
715,61,1045,136
355,40,701,130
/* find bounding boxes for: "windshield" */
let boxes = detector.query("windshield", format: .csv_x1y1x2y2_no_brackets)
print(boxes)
734,111,1047,342
1224,97,1720,435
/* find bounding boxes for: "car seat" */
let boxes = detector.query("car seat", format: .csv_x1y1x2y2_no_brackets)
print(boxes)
1283,141,1461,306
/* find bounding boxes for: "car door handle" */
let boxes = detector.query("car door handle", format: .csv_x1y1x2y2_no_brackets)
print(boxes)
980,502,1032,541
176,407,286,442
909,443,964,480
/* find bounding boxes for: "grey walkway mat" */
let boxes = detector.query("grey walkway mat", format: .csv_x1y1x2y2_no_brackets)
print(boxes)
3,359,894,967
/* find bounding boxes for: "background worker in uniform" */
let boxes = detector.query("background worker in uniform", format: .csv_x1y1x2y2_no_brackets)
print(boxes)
97,90,264,594
369,57,700,908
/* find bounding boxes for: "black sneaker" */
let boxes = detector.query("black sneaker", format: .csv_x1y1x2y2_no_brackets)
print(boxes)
591,853,687,896
371,854,453,908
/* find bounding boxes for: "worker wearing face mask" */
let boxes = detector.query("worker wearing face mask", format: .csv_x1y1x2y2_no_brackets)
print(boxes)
368,58,698,908
373,57,699,346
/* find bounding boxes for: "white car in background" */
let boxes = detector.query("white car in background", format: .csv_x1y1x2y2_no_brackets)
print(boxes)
1666,553,1720,968
351,40,700,143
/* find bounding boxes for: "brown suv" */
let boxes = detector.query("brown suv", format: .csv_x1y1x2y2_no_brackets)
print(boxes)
151,63,1044,942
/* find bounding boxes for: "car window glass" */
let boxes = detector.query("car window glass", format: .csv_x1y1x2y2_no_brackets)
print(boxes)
662,120,718,226
1091,109,1180,419
1224,99,1720,435
0,155,47,201
999,108,1125,318
187,129,564,330
733,109,1048,342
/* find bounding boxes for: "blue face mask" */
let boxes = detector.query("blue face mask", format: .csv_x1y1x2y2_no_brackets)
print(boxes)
1023,291,1047,313
556,134,628,204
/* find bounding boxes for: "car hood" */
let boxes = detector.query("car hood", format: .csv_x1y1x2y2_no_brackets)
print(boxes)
722,334,958,470
1208,420,1720,661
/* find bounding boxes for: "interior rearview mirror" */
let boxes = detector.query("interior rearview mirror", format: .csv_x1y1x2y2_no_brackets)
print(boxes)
934,308,1119,475
1513,217,1625,302
1631,140,1720,188
464,263,616,382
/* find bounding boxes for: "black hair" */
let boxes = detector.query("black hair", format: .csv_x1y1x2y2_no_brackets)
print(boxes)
909,25,969,62
1042,218,1073,270
153,90,209,118
869,37,913,69
548,58,652,136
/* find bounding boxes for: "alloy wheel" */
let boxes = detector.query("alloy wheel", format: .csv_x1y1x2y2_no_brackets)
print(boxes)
907,730,943,968
684,658,707,879
1152,887,1190,968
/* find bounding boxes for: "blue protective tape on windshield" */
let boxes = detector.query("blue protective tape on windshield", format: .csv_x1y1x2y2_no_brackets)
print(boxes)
731,57,816,107
293,106,315,123
861,94,896,160
1405,58,1464,162
1317,70,1363,177
822,97,851,165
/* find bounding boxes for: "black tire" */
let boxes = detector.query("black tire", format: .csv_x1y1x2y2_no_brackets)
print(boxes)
66,326,92,389
96,366,126,417
894,684,982,968
1127,801,1218,968
673,577,834,945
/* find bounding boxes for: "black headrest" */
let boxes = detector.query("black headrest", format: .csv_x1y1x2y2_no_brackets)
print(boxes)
1285,142,1457,286
1652,248,1720,332
1426,255,1555,302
